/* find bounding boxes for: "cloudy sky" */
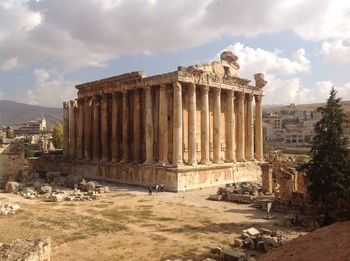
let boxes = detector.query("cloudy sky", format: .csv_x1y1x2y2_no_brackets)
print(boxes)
0,0,350,107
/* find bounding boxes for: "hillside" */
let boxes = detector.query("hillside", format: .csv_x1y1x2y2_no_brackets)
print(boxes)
259,221,350,261
263,101,350,114
0,100,62,128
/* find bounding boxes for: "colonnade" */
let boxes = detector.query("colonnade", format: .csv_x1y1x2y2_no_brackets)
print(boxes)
63,82,263,166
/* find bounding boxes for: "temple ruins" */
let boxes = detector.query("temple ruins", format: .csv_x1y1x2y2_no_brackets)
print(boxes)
33,51,267,191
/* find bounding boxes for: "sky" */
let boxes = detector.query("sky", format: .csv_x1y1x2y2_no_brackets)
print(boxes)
0,0,350,107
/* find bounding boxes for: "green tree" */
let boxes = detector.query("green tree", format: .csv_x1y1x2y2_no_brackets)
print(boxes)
301,87,350,224
52,121,63,149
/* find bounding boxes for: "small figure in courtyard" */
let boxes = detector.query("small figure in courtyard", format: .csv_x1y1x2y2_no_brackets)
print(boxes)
155,184,159,195
160,184,165,192
148,186,152,195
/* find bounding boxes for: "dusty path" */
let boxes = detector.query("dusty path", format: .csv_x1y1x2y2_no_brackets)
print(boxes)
0,185,300,261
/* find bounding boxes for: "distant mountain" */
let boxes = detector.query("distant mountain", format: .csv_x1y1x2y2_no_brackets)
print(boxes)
263,101,350,114
0,100,62,128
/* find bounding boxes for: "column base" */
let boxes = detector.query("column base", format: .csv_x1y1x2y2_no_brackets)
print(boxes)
144,160,154,165
188,160,197,166
158,161,170,166
200,159,211,165
173,161,184,167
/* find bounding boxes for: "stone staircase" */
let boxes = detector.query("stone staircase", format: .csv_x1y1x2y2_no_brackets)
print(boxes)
251,196,274,210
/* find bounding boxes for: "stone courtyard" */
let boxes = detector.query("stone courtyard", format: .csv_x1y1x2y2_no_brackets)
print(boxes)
0,185,302,261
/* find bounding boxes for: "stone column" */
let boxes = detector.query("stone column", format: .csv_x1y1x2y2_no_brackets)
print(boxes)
68,100,77,158
111,93,119,162
173,81,183,166
200,86,210,164
255,95,263,161
121,90,129,162
133,89,141,162
76,99,84,159
226,90,236,162
84,97,92,160
101,94,109,161
145,86,154,164
63,101,69,158
159,84,168,165
92,96,101,161
237,92,245,161
188,83,197,166
213,88,222,163
246,94,254,161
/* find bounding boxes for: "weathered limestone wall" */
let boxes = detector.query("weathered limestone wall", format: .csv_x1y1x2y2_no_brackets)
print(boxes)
28,159,262,192
0,143,25,187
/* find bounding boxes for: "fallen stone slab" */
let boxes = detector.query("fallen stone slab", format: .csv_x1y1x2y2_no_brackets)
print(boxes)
242,227,260,237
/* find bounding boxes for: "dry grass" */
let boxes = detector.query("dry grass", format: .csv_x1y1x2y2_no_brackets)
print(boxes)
0,188,296,261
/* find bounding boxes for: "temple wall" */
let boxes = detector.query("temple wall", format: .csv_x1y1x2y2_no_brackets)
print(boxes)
28,159,262,192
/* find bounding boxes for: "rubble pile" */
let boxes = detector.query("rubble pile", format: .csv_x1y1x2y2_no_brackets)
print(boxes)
164,257,216,261
0,237,51,261
4,171,110,203
233,227,286,253
0,202,21,215
209,182,263,204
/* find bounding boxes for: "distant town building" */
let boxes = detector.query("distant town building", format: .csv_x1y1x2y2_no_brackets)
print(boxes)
14,117,47,136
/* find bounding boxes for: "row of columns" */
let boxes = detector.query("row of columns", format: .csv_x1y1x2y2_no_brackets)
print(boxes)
63,82,264,165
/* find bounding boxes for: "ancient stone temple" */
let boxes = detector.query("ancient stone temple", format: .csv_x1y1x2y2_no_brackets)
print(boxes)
43,51,267,191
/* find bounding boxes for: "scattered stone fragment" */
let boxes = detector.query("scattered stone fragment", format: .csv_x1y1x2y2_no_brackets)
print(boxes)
39,185,52,194
210,246,223,254
85,181,96,192
234,238,244,248
0,202,21,215
5,182,20,193
0,237,51,261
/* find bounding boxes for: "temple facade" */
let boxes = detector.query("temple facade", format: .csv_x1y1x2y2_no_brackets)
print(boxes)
43,51,267,191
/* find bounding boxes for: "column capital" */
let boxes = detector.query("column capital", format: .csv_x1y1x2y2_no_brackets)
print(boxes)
122,89,128,96
69,100,77,107
187,83,196,93
227,89,234,98
63,101,70,108
145,85,152,91
213,87,221,94
255,95,263,103
247,93,254,102
112,92,118,99
202,85,209,94
237,92,245,98
174,81,182,91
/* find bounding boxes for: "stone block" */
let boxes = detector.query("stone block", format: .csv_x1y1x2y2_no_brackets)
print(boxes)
220,249,247,261
243,227,260,237
5,182,20,193
234,238,244,248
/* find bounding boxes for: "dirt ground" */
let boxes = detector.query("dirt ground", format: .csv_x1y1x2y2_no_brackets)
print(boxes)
0,185,303,261
259,220,350,261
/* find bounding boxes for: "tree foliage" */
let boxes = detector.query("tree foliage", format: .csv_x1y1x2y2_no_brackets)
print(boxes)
52,121,63,149
301,87,350,222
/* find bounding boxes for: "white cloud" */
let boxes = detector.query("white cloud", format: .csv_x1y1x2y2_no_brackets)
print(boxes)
1,57,19,71
321,40,350,64
23,68,76,107
0,0,349,71
223,43,310,79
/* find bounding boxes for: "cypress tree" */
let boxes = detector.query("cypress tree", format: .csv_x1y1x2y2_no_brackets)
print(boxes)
301,87,350,223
